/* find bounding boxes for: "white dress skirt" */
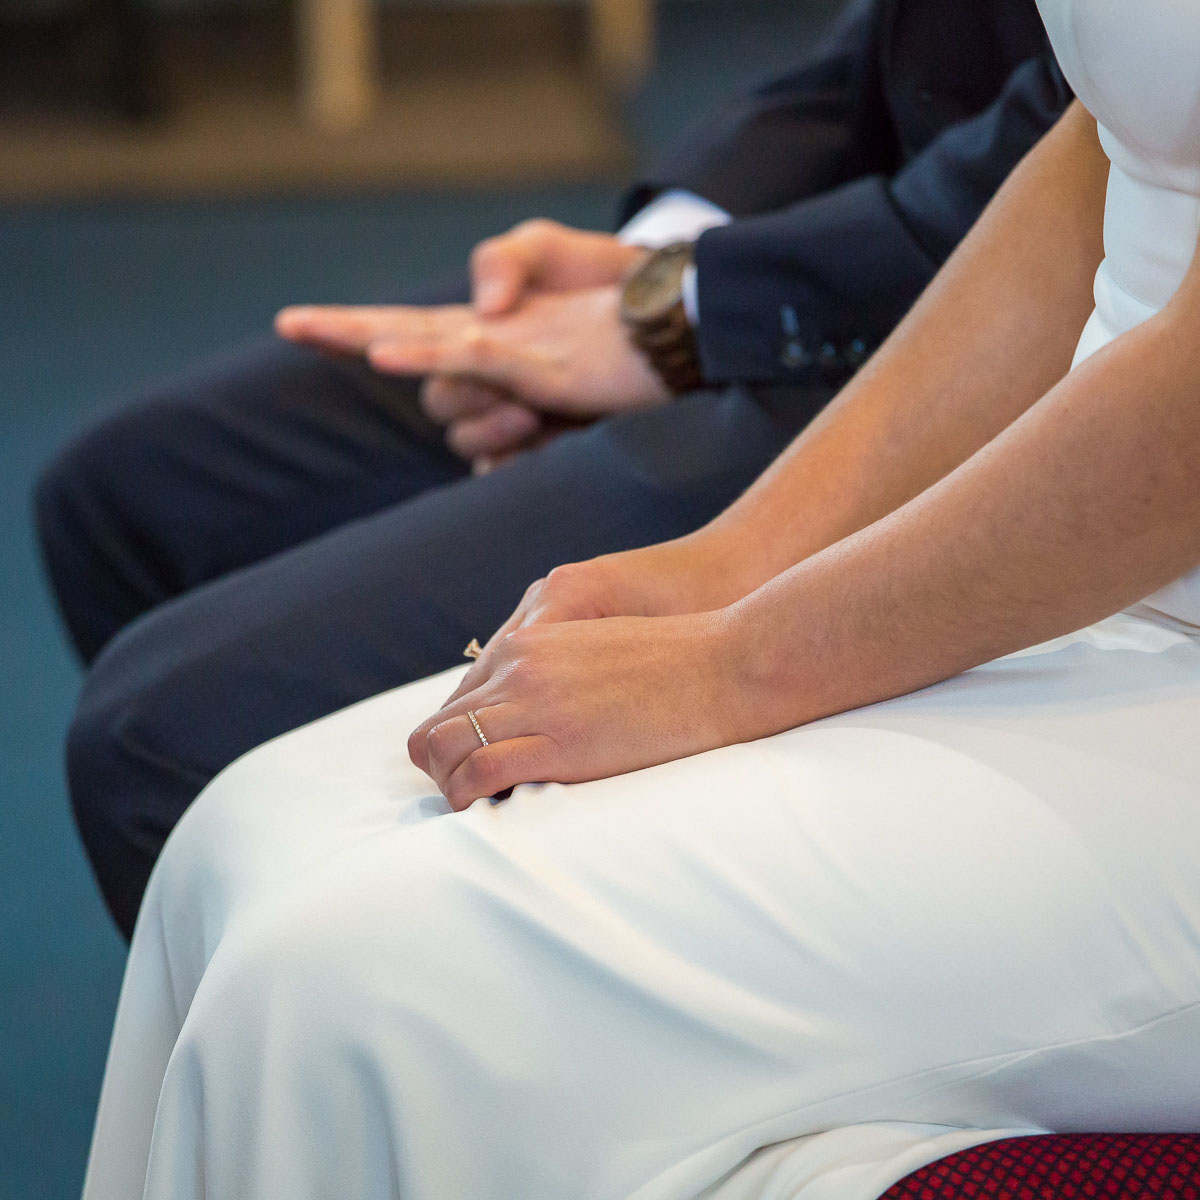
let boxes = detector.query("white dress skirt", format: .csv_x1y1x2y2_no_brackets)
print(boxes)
82,617,1200,1200
82,1,1200,1195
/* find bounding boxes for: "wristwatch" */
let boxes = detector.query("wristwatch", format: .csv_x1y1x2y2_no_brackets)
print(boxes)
620,242,705,395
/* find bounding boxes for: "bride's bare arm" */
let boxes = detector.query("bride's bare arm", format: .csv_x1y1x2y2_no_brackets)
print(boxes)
721,115,1200,733
695,100,1110,594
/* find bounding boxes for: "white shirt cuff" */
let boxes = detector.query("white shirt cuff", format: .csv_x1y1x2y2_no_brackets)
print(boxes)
681,263,701,326
617,189,731,249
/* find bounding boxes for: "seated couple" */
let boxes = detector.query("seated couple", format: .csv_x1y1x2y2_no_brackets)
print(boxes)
39,0,1200,1196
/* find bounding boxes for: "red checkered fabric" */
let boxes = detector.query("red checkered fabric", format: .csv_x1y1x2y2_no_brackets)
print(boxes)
879,1134,1200,1200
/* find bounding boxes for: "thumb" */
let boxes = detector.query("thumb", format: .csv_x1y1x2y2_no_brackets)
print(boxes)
470,237,528,317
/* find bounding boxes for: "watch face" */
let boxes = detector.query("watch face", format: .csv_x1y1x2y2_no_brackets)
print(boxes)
623,242,693,323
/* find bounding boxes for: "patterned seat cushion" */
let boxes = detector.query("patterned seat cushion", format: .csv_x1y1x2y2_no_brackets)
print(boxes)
879,1134,1200,1199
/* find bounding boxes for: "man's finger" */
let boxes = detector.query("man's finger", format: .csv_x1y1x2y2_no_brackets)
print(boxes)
446,404,543,460
470,237,529,317
420,376,508,424
275,305,409,351
470,220,558,316
275,305,468,356
367,322,516,382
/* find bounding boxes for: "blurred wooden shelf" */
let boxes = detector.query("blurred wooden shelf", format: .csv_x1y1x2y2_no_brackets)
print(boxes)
0,8,634,202
299,0,652,134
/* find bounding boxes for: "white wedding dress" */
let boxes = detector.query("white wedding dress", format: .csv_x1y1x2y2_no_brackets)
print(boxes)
83,3,1200,1198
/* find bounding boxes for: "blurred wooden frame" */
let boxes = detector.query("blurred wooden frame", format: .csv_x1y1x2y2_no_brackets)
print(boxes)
588,0,655,92
298,0,654,133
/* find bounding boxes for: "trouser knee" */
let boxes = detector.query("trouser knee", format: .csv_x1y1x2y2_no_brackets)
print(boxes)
67,641,214,941
34,424,161,664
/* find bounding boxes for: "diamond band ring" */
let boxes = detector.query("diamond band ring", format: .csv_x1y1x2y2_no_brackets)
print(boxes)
467,710,489,748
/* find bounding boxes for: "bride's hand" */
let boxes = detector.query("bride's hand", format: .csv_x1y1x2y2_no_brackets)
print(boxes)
441,533,762,710
408,531,777,807
408,609,758,809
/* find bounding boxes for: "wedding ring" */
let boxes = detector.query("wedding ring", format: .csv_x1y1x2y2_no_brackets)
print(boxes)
467,710,489,747
463,638,483,660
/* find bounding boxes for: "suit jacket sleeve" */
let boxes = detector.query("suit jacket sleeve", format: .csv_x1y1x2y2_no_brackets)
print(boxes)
620,0,891,225
690,50,1072,386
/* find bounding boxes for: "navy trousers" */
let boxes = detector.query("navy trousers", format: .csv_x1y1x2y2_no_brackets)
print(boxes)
37,334,836,938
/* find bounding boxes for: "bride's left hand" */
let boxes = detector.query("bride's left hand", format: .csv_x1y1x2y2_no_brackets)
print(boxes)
407,610,758,809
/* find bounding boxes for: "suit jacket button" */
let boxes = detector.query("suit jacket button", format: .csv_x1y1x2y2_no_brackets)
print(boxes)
817,342,842,378
845,337,869,368
780,340,813,370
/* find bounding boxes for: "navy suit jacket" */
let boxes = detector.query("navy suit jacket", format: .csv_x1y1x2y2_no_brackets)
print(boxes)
624,0,1072,386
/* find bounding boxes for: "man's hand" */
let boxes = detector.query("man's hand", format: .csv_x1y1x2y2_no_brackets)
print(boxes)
455,220,650,461
467,219,647,315
276,220,657,463
277,286,672,425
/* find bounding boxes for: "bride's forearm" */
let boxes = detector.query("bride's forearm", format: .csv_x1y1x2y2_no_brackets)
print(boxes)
693,102,1108,600
722,303,1200,734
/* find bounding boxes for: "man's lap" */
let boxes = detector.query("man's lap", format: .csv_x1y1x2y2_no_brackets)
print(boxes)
36,336,469,660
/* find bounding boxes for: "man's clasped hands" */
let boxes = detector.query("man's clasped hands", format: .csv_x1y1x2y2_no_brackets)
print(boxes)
278,220,668,463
